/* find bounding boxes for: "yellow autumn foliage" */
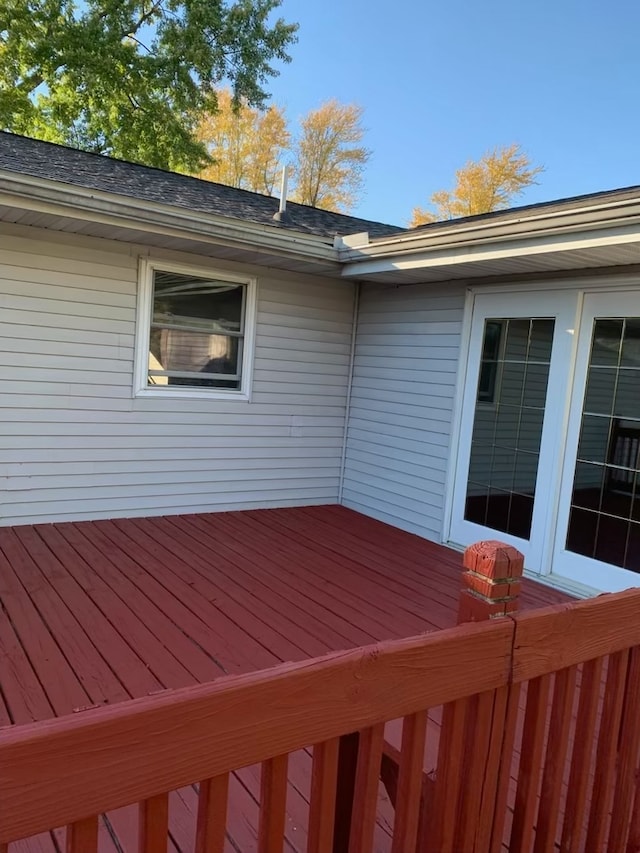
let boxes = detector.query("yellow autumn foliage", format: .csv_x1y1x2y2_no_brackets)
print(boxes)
411,144,543,226
290,100,370,213
196,90,290,195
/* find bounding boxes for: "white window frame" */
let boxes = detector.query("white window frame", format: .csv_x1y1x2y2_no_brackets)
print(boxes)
134,258,257,400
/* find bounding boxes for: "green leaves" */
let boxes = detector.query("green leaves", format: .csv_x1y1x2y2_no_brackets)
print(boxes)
0,0,297,171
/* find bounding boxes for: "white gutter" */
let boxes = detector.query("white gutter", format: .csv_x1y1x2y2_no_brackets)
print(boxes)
0,170,337,264
338,194,640,264
6,167,640,280
342,219,640,278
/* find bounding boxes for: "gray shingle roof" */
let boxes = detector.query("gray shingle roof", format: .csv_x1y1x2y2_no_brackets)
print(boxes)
405,185,640,236
0,132,404,239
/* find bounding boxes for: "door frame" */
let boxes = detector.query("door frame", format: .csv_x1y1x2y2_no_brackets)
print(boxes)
444,276,640,591
446,289,579,572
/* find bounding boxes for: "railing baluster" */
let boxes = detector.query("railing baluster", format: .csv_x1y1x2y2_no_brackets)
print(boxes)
332,732,360,853
627,768,640,853
139,792,169,853
560,657,605,853
509,673,553,853
585,649,630,851
66,815,99,853
456,685,514,853
456,691,497,852
195,774,229,853
534,665,578,853
391,710,428,853
308,738,340,853
606,646,640,852
258,754,289,853
348,723,385,853
428,697,470,853
489,683,522,853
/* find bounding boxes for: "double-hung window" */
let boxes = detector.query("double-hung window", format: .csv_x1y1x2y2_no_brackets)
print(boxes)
135,261,256,398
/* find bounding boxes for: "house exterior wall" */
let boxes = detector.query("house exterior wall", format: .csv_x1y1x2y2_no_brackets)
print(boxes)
0,224,354,525
341,281,467,541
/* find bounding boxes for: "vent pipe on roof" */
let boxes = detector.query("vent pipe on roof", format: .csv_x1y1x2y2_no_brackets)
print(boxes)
272,165,291,223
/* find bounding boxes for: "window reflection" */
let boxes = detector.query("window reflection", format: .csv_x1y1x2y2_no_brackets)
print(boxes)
148,270,245,390
465,317,554,540
566,318,640,572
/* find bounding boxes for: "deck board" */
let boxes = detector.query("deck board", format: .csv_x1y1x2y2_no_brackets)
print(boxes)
250,510,455,627
0,505,570,853
235,511,433,628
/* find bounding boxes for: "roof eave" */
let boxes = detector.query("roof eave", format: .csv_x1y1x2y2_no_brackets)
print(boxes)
339,194,640,280
0,170,338,265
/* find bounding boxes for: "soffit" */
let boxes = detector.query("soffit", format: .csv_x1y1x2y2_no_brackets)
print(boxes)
0,202,343,278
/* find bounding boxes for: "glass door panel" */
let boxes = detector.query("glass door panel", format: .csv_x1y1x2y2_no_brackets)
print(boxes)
554,294,640,591
449,291,577,571
464,318,554,539
567,320,640,570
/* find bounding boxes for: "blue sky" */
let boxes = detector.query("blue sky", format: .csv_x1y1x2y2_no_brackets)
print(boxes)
267,0,640,226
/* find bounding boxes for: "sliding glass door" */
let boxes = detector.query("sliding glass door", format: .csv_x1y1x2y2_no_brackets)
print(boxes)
450,288,640,592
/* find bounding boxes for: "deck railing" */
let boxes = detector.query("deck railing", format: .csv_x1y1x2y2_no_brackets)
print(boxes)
1,549,640,852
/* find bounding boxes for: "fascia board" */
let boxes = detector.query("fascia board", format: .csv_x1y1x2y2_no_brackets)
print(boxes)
340,219,640,278
0,171,337,263
339,199,640,262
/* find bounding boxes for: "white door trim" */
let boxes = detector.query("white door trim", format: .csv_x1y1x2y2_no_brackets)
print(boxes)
441,287,475,547
447,290,579,571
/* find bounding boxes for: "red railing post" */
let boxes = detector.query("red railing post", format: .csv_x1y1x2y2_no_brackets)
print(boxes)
428,541,525,851
335,541,525,853
458,540,524,624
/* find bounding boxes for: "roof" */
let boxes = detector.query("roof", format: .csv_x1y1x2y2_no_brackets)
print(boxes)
0,132,404,240
405,184,640,240
3,131,640,288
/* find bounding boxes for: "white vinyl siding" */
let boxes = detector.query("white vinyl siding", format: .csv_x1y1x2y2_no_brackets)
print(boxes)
342,282,467,540
0,226,353,525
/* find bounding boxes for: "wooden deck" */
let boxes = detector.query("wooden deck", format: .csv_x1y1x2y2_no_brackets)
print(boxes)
0,505,570,852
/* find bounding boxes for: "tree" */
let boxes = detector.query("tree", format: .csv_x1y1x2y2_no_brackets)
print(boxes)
195,89,289,194
410,144,543,226
194,96,371,214
0,0,297,171
291,100,370,213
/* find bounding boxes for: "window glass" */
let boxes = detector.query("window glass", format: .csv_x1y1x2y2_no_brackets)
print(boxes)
465,317,554,540
477,320,503,402
148,270,246,390
567,317,640,572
